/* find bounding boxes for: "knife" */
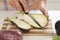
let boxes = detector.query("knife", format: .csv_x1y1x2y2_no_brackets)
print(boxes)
19,1,42,28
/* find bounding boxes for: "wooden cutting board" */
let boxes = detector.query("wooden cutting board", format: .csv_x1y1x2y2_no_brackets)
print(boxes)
2,19,54,36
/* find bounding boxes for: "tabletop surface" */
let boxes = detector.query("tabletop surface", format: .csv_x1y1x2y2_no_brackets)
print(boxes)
0,10,60,40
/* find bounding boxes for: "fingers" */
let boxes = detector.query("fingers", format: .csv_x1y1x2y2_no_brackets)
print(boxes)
7,0,14,7
35,0,48,17
28,4,36,11
7,0,48,16
38,6,48,17
13,0,22,11
7,0,23,12
28,0,34,6
9,1,17,9
19,0,28,12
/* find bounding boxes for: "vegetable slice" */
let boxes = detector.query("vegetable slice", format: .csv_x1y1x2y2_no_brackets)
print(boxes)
24,14,48,28
8,18,31,32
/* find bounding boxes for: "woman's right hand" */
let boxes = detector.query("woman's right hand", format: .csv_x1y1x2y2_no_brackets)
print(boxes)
7,0,28,12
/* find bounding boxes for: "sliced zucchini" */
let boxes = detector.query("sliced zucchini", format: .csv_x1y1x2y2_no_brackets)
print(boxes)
23,14,48,28
8,18,31,32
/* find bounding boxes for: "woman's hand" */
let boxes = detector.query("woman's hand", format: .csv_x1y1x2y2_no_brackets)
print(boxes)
28,0,48,17
7,0,48,17
7,0,28,12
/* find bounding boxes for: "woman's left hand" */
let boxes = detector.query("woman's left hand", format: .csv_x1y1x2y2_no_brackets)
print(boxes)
28,0,48,17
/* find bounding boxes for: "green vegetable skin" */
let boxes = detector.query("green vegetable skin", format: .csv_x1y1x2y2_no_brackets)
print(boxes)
53,34,60,40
